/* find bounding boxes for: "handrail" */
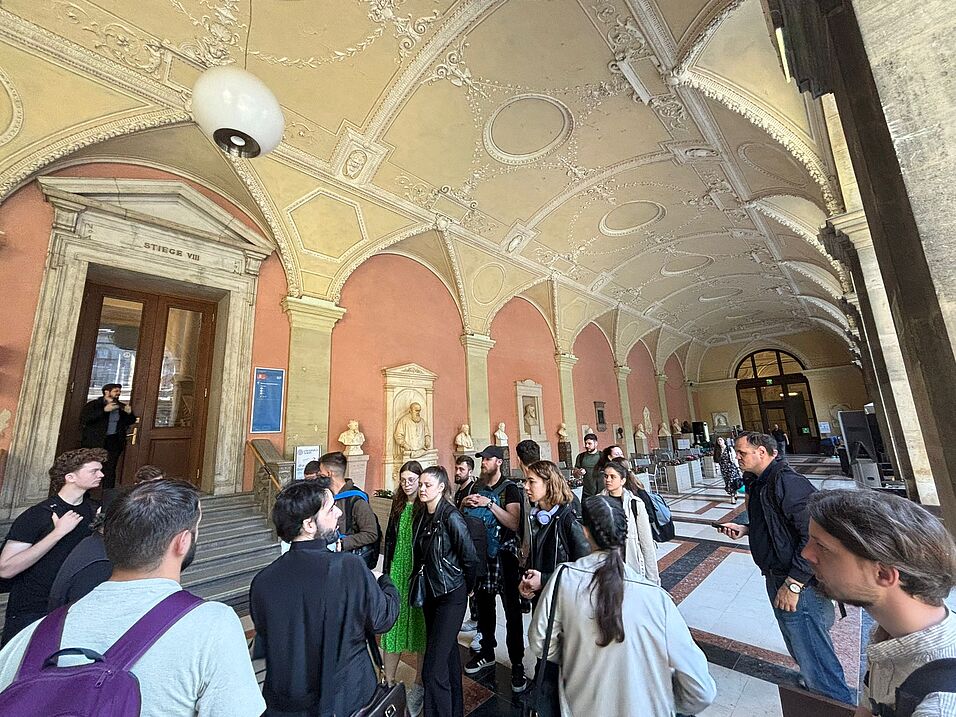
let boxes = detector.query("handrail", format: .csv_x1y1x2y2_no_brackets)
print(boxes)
249,439,294,534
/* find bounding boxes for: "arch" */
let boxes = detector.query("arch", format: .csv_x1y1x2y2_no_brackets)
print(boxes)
380,248,468,328
726,340,814,379
735,348,805,379
484,275,556,343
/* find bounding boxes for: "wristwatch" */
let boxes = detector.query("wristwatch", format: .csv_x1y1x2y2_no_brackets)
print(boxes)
786,581,803,595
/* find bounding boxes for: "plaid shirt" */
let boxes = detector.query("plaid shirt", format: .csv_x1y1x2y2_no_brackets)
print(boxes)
477,536,518,595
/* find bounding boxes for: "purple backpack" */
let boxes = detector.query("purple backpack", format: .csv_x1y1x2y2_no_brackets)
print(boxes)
0,590,203,716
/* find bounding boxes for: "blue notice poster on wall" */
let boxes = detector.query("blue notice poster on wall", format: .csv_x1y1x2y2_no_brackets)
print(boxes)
251,367,285,433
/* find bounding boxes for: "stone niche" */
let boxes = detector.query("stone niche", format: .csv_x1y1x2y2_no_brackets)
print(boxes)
383,363,439,489
515,379,551,460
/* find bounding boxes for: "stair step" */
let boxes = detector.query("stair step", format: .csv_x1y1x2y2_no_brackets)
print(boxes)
201,513,270,531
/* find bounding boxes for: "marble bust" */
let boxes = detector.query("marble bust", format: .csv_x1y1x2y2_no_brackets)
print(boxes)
338,419,366,456
454,423,474,454
523,403,539,435
658,422,671,437
672,418,683,435
394,401,432,459
557,422,568,440
635,423,647,439
494,422,509,446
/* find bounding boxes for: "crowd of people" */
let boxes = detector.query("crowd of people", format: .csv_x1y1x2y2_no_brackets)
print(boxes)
0,416,953,716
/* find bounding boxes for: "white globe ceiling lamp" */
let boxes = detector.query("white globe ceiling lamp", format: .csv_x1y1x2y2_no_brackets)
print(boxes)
191,66,285,158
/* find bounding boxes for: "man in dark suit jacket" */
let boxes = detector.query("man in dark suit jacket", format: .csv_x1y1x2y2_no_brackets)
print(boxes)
79,383,137,490
250,478,399,716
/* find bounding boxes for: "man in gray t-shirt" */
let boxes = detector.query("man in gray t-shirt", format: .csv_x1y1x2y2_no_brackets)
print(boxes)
0,480,264,717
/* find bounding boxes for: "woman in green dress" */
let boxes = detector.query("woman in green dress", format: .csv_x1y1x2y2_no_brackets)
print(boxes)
382,460,427,712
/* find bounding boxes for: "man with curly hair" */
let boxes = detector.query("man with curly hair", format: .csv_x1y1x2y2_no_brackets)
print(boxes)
0,448,104,645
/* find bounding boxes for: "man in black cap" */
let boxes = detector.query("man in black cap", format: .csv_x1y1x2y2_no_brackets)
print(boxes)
460,445,528,693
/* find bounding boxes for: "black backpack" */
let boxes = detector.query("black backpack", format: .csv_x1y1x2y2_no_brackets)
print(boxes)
865,659,956,717
461,514,489,578
336,489,382,570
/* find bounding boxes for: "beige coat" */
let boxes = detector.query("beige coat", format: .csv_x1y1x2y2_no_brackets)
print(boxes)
529,553,716,716
601,488,660,585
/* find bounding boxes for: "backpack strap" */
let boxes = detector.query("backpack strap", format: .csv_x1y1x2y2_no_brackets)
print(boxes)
102,590,204,671
16,605,69,679
894,659,956,717
334,489,369,502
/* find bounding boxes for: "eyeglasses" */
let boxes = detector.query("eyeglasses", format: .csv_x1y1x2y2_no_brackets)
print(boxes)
399,476,419,485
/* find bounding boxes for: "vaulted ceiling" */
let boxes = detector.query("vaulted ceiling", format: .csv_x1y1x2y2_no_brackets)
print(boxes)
0,0,853,359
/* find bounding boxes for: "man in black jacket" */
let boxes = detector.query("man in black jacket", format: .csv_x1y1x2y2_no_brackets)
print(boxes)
79,383,137,490
250,478,399,716
717,432,853,704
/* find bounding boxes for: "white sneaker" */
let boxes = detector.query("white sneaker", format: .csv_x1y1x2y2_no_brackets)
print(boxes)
407,683,424,717
460,619,478,633
470,632,482,652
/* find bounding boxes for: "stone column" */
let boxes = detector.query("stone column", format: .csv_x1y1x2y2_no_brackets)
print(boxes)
656,372,671,450
830,212,938,506
281,296,346,459
460,333,496,449
614,364,633,454
555,352,579,456
684,380,697,422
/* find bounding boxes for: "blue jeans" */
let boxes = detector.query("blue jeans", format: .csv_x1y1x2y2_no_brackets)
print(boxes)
765,576,854,704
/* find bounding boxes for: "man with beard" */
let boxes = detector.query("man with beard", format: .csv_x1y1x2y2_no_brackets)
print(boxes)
250,479,399,716
717,432,853,704
803,490,956,717
0,479,264,716
79,383,137,490
461,446,528,693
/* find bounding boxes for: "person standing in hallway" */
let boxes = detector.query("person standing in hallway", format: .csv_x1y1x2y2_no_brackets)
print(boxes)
79,383,137,490
716,436,743,503
0,448,104,645
528,496,716,715
803,490,956,717
771,423,789,457
413,466,478,717
573,433,601,499
318,451,379,563
381,461,426,716
600,460,659,585
717,432,853,704
452,455,481,638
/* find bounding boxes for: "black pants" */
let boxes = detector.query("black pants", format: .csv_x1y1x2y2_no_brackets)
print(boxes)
101,433,126,490
476,550,524,667
423,584,467,717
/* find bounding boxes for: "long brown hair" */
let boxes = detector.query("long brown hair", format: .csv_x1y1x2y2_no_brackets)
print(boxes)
390,460,423,526
527,460,574,508
582,495,629,647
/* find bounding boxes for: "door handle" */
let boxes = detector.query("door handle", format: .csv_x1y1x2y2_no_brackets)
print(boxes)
129,418,140,446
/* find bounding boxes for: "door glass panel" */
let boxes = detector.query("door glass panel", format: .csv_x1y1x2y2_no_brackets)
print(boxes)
754,351,781,377
736,358,755,379
779,354,802,375
155,307,203,428
88,297,143,403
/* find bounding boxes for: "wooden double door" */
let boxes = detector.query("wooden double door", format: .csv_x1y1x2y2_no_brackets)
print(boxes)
58,281,216,487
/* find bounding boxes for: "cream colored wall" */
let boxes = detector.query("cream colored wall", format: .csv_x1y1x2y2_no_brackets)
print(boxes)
804,365,869,434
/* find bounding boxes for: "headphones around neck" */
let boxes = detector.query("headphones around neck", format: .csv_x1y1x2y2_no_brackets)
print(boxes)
533,504,560,526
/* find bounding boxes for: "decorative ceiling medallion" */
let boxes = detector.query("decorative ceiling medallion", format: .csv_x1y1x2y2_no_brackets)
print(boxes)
738,142,807,186
473,264,506,305
699,288,743,302
483,94,573,166
660,254,713,276
599,200,665,236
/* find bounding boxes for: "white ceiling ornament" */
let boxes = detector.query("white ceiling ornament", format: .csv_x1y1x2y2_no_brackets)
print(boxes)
482,94,574,166
599,200,666,237
699,287,744,302
660,254,714,276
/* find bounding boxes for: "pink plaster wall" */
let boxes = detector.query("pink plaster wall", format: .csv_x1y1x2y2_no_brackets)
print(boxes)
571,323,622,447
664,354,690,426
487,298,561,457
626,340,660,449
329,254,466,492
0,162,288,489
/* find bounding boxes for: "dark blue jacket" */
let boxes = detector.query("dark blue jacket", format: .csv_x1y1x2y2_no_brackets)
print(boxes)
742,457,815,584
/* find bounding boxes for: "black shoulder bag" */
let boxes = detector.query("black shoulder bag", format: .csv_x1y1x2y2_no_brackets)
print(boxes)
523,566,566,717
351,634,407,717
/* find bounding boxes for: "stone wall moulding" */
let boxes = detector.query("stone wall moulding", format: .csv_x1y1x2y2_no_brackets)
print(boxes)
330,127,390,185
515,378,551,460
383,363,439,489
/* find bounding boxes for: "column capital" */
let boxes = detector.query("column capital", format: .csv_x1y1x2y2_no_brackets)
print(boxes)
683,378,694,388
281,296,346,332
655,372,667,384
460,332,496,354
828,209,872,248
555,352,578,369
614,363,632,379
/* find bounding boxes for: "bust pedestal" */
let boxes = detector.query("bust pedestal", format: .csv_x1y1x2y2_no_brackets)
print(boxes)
346,454,370,491
558,441,572,469
634,435,649,454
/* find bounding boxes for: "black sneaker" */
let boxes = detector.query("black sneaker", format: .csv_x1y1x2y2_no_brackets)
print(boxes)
511,668,528,693
464,654,495,675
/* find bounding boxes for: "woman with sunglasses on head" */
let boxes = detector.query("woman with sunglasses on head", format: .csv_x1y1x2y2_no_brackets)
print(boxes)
518,461,591,603
413,465,479,717
528,496,716,716
600,460,660,585
381,461,426,715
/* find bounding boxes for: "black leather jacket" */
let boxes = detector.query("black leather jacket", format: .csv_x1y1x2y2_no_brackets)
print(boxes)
412,500,479,599
528,503,592,588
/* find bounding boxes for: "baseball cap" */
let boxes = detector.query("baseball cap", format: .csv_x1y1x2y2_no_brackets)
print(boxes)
476,445,504,460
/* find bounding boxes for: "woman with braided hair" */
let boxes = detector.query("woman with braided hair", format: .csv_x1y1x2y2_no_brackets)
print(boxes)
528,496,716,716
